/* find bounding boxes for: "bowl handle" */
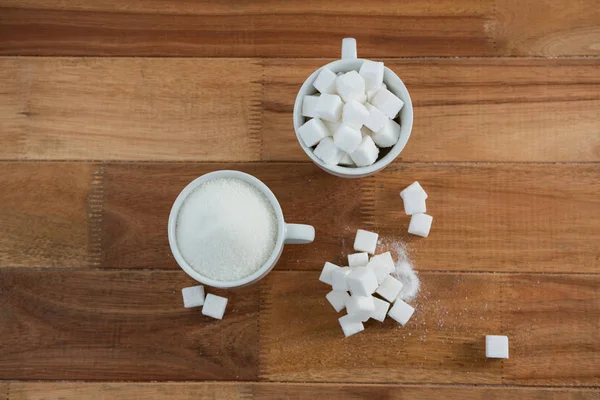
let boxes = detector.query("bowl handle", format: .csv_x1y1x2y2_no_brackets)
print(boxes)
284,223,315,244
341,38,357,59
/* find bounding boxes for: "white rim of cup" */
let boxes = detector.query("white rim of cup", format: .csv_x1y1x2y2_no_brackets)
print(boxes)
168,170,286,289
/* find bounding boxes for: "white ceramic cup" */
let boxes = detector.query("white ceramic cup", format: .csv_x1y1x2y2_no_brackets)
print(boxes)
293,38,414,178
168,170,315,289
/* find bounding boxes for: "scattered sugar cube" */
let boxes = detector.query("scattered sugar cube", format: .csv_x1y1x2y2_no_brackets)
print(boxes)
368,252,396,283
342,100,369,130
202,293,228,320
359,60,384,91
339,152,355,166
323,119,341,136
336,71,366,103
400,181,428,200
403,191,427,215
388,299,415,326
376,275,404,302
315,93,343,122
371,297,390,322
486,335,509,359
182,285,205,308
367,83,386,102
302,95,320,118
348,252,369,267
319,261,341,285
332,266,352,291
408,213,433,237
371,87,404,119
314,137,345,165
354,229,379,254
333,124,362,154
357,93,367,104
371,118,400,148
347,267,379,296
364,103,388,133
298,118,329,147
350,135,379,167
313,67,338,94
326,290,350,313
346,295,375,321
339,314,364,337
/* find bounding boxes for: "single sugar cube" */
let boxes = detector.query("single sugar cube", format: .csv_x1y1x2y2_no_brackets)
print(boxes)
359,60,384,91
376,275,404,302
353,229,379,254
202,293,228,320
326,290,350,313
364,103,388,133
367,83,386,102
339,152,355,167
315,93,343,122
371,87,404,119
342,100,369,130
338,314,364,337
371,297,390,322
486,335,509,359
323,119,341,136
403,191,427,215
333,124,362,154
408,213,433,238
332,266,352,291
348,252,369,267
314,137,345,165
388,299,415,326
400,181,428,200
302,95,320,118
336,71,366,103
350,136,379,167
298,118,329,147
182,285,205,308
357,93,367,104
319,261,341,285
347,267,379,296
371,118,400,148
368,252,396,283
346,295,375,321
313,67,337,94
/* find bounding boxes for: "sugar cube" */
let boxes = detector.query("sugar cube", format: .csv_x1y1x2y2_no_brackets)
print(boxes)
359,60,384,91
315,93,343,122
350,135,379,167
371,87,404,119
202,293,228,320
347,267,379,296
360,126,371,138
367,83,386,102
348,252,369,267
332,266,352,291
314,137,345,165
371,118,400,148
400,181,428,200
357,93,367,104
368,252,396,283
313,67,337,94
376,275,404,302
339,314,364,337
408,213,433,238
333,124,362,154
346,295,375,321
486,335,509,359
323,119,341,136
298,118,329,147
339,152,355,167
302,95,320,118
371,297,390,322
182,285,205,308
319,261,341,285
363,103,388,133
353,229,379,254
326,290,350,313
336,71,366,103
388,299,415,326
403,191,427,215
342,100,370,130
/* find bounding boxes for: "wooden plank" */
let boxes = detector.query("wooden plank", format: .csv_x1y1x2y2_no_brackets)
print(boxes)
259,272,600,386
7,382,600,400
0,1,494,57
2,58,599,162
0,269,259,380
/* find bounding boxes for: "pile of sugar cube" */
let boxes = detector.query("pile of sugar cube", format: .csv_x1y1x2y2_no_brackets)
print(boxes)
320,229,416,337
401,181,433,238
299,60,404,167
181,285,228,320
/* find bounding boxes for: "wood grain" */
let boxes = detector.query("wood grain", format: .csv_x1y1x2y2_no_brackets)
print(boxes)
2,57,599,162
7,382,600,400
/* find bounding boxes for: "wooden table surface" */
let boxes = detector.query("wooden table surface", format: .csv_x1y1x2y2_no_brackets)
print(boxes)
1,1,599,399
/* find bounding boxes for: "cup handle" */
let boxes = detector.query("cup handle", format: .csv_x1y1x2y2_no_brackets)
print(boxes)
341,38,357,59
284,223,315,244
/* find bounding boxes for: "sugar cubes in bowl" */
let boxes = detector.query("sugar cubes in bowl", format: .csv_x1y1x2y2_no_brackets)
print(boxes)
293,38,413,178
